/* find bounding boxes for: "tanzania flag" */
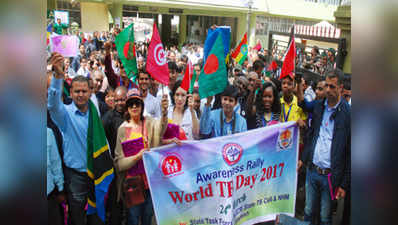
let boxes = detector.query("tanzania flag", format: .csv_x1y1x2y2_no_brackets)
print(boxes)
87,100,114,222
115,24,138,79
231,32,248,65
198,33,228,99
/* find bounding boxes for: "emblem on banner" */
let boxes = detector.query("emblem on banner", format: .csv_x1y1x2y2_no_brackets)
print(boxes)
222,143,243,166
277,128,293,151
161,154,183,177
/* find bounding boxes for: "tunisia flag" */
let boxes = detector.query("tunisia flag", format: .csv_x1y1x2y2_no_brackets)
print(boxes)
180,60,194,92
280,26,296,80
146,23,169,85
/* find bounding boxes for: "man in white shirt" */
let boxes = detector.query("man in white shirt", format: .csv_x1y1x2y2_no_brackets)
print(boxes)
138,70,161,118
156,61,178,109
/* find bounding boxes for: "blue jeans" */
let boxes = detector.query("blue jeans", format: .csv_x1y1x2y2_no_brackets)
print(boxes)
304,167,332,225
278,214,310,225
127,190,154,225
64,167,89,225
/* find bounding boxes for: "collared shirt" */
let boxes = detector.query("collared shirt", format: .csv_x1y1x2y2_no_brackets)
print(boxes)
144,93,161,118
313,99,341,169
47,128,64,196
48,78,89,172
200,106,247,138
280,95,307,122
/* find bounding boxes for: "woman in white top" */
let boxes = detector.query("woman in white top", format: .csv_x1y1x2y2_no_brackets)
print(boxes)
168,80,199,140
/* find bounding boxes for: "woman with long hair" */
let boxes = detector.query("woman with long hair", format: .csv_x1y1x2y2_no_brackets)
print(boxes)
114,88,169,225
168,80,200,140
246,82,281,129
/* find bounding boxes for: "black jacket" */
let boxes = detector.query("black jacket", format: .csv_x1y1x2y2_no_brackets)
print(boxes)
102,109,124,157
299,98,351,191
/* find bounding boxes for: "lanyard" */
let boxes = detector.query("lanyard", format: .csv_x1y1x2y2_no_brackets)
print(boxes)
220,110,236,136
282,103,293,122
262,112,273,127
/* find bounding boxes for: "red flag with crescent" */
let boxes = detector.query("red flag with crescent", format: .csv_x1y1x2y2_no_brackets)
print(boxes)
146,23,169,86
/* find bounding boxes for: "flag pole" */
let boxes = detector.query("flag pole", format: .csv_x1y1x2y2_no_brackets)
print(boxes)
188,62,191,94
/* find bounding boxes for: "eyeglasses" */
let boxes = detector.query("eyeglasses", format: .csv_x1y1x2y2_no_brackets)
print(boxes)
325,84,336,89
316,87,323,91
139,77,149,81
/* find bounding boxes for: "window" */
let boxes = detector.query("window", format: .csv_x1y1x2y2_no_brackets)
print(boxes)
56,0,81,27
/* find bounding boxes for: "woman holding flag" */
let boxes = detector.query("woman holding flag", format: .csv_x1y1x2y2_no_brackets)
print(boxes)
114,88,169,225
168,80,200,140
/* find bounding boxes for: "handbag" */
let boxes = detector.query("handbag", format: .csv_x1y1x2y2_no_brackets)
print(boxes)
123,175,145,208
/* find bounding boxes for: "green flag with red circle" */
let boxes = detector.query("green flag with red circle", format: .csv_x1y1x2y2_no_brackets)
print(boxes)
198,33,228,99
115,24,138,79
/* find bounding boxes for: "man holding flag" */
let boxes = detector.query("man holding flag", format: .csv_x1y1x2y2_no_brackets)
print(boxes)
48,52,114,225
279,26,307,128
114,24,139,84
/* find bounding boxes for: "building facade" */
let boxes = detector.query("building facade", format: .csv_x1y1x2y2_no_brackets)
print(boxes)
48,0,342,49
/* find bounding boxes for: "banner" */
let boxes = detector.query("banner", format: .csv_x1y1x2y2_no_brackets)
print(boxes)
143,122,299,225
51,35,79,57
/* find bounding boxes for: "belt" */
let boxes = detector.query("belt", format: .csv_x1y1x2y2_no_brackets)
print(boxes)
310,163,331,175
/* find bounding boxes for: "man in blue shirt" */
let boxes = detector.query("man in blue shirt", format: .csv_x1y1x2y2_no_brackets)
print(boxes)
47,128,64,225
297,69,350,225
200,85,247,138
48,52,92,225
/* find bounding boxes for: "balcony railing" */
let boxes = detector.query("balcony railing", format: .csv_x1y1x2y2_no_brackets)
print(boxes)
304,0,344,6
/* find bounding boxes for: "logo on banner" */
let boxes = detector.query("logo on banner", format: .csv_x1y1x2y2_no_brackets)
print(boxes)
161,154,182,177
222,143,243,166
277,128,293,151
154,43,166,66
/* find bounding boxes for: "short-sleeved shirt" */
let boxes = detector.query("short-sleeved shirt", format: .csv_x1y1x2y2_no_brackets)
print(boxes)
280,95,307,122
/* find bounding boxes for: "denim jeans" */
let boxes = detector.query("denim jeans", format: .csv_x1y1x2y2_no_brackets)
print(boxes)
127,190,154,225
279,214,310,225
64,167,89,225
303,167,332,225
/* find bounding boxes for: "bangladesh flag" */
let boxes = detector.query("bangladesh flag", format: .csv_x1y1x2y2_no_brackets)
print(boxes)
231,32,248,65
198,33,228,99
115,24,138,79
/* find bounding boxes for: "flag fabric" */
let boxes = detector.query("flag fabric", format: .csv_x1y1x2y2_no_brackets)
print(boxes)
268,60,278,71
203,26,230,64
280,26,296,80
180,60,197,94
46,23,53,45
180,60,193,92
198,33,228,99
86,100,115,222
189,70,198,94
115,24,138,79
51,35,79,57
231,32,248,65
146,23,169,86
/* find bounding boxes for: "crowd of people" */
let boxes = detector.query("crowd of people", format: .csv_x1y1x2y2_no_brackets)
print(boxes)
47,25,351,225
